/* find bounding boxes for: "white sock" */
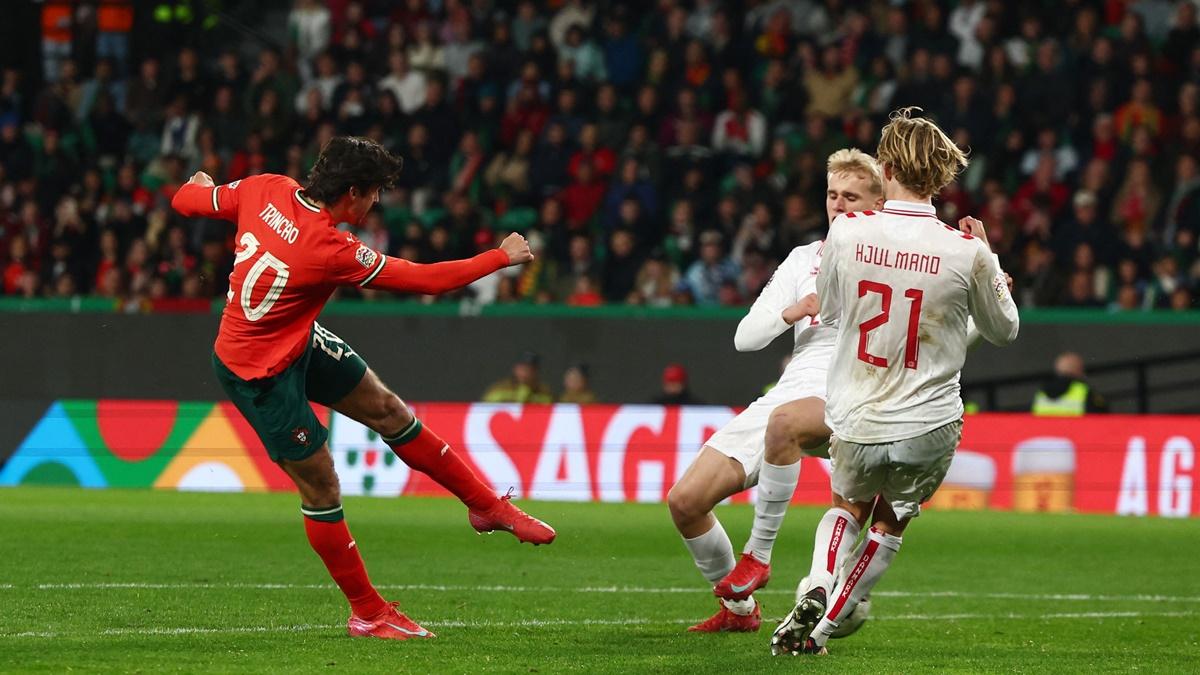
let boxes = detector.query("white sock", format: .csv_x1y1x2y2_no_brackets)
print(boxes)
806,508,861,597
682,518,736,585
721,596,757,616
834,534,864,588
743,460,801,564
813,527,901,647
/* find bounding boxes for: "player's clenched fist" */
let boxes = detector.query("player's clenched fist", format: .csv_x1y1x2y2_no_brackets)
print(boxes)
958,216,990,248
499,232,534,265
959,216,1013,293
782,292,820,326
188,171,215,187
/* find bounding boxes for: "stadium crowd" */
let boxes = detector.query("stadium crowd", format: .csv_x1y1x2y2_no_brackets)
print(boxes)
3,0,1200,311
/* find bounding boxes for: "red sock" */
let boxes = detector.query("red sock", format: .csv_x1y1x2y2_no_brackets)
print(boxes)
384,419,496,511
302,507,388,618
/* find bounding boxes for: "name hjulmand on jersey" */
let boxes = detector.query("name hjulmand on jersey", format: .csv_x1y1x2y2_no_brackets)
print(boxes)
258,203,300,244
855,243,941,276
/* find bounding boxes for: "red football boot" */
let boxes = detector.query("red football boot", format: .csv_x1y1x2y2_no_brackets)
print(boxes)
468,490,557,545
713,553,771,601
347,601,435,640
687,600,762,633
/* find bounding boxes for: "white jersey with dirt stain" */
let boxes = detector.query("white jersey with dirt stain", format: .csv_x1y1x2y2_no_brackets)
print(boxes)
817,200,1019,444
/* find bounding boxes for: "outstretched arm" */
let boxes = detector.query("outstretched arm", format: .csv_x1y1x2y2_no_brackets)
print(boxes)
333,232,534,295
364,249,510,294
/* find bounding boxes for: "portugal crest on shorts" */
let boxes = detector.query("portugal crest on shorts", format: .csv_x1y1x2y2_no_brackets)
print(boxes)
355,245,378,269
292,427,311,446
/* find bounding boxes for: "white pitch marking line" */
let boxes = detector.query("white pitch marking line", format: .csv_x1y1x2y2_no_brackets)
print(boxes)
1,611,1196,640
875,610,1200,621
873,590,1200,604
12,582,1200,605
32,582,330,590
429,618,660,628
101,623,339,637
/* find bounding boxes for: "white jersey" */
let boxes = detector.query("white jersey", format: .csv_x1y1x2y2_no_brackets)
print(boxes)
734,241,837,390
817,200,1019,443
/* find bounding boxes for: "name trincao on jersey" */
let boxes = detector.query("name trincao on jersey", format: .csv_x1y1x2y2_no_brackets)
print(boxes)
854,243,942,276
258,202,300,244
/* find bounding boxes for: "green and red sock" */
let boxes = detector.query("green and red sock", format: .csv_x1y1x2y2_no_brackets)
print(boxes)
301,505,387,618
383,418,497,511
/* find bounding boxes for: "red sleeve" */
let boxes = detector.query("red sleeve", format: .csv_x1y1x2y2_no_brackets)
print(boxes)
326,233,509,294
170,177,252,221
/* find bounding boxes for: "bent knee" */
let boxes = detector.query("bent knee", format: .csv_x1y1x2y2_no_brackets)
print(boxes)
766,407,826,453
667,484,710,522
763,409,797,450
293,471,342,509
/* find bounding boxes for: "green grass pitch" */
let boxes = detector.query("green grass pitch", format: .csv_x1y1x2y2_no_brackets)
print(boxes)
1,487,1197,673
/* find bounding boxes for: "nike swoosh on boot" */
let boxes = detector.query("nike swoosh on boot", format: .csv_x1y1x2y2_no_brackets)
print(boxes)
385,622,429,637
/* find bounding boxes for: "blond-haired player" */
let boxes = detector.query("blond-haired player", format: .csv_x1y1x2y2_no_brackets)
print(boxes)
667,149,884,633
771,108,1019,656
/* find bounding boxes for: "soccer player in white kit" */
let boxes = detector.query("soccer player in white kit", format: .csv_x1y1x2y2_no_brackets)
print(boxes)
770,108,1020,656
667,149,884,632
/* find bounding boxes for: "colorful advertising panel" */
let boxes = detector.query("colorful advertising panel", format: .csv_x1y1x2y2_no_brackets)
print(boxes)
1,401,1195,517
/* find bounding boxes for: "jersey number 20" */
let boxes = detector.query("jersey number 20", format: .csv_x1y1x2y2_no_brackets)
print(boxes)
857,280,923,369
229,232,290,321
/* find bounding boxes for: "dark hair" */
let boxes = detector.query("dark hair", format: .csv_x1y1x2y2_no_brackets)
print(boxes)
302,136,404,203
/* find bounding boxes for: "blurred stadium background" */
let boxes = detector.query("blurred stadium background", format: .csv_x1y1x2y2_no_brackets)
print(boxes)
1,0,1199,670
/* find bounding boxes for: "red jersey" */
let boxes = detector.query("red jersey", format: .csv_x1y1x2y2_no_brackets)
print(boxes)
172,174,508,380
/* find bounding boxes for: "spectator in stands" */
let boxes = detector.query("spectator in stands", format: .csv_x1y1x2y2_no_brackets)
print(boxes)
804,45,859,118
3,235,30,295
485,128,535,204
378,50,427,115
482,351,554,404
685,230,739,305
566,274,603,306
1054,191,1116,267
558,363,596,404
603,158,656,230
1111,159,1162,236
652,363,702,405
631,250,680,307
288,0,332,70
560,159,606,228
711,90,765,160
602,228,643,302
1032,352,1109,415
602,16,642,89
559,25,606,82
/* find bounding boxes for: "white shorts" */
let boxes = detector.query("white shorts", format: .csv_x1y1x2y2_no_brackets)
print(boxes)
829,420,963,521
705,368,828,489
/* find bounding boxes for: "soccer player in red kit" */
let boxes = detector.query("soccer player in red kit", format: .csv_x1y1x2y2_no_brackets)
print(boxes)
171,136,556,641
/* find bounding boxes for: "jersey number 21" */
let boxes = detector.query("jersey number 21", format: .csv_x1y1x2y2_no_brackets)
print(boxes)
857,279,923,370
